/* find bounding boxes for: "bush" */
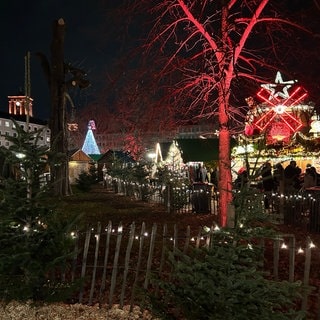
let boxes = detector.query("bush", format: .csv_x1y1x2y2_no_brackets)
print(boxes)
146,180,306,319
0,121,80,302
76,170,97,192
147,240,305,320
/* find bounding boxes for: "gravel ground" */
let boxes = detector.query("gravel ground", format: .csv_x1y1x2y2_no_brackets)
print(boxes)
0,301,159,319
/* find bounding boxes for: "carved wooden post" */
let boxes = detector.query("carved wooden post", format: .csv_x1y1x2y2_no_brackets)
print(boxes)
50,18,71,196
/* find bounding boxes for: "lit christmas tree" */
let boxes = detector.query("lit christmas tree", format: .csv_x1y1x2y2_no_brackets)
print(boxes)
82,120,100,155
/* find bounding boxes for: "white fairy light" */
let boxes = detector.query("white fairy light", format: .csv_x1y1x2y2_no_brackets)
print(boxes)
297,247,304,254
309,241,316,248
214,225,220,231
70,231,77,239
281,243,288,249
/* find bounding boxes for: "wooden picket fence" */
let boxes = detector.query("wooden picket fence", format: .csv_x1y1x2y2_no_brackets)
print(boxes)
63,221,320,318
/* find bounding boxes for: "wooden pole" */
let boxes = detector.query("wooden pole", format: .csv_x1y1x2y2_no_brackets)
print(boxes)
50,18,71,196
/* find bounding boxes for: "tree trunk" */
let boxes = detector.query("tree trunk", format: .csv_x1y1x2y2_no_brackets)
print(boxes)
218,127,233,227
217,5,233,227
50,18,71,196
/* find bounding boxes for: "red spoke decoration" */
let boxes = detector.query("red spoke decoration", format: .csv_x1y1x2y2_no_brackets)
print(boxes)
245,72,309,144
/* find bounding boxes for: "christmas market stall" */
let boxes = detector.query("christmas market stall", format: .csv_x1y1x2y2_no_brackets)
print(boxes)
232,71,320,231
233,71,320,178
153,138,236,214
68,149,94,184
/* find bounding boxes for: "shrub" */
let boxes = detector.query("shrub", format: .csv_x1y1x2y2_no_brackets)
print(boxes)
0,121,79,302
146,178,306,319
76,168,97,192
147,240,305,320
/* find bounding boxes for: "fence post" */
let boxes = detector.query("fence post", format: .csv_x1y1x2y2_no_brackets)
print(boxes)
99,221,112,305
108,222,123,308
144,223,158,289
273,237,280,281
288,235,295,282
302,236,312,312
89,222,101,305
120,222,136,308
154,224,168,297
129,222,146,311
79,226,92,303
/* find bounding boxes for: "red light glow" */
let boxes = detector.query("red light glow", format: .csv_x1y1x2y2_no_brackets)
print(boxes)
245,73,309,143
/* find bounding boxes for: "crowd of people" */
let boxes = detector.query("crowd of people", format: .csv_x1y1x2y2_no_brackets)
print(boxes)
234,160,320,209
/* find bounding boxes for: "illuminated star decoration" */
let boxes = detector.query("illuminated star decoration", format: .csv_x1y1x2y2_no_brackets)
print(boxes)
260,71,296,100
248,71,308,144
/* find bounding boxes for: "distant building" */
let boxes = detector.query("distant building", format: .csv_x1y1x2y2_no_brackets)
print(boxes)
0,95,50,148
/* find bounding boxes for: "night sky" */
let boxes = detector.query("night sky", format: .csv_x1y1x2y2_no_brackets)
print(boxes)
0,0,114,120
0,1,319,121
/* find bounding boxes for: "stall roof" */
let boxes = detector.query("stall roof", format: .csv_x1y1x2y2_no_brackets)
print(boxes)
175,138,236,162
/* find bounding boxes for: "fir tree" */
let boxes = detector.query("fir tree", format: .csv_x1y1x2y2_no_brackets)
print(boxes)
0,120,79,301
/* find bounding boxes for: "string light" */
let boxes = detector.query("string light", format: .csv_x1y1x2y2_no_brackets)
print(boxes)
214,225,220,231
70,231,77,239
309,241,316,249
297,247,304,254
281,243,288,249
76,221,320,261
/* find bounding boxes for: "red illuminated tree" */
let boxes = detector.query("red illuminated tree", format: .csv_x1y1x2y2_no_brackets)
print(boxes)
142,0,314,226
82,54,177,158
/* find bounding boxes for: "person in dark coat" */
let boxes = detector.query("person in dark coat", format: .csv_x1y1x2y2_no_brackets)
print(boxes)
234,167,248,189
261,162,274,209
273,163,284,193
302,167,317,190
284,160,301,193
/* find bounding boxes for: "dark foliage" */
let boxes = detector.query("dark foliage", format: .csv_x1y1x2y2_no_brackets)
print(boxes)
145,185,307,320
0,120,80,302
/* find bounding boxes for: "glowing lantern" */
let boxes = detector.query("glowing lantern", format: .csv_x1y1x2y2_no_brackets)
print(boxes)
309,113,320,137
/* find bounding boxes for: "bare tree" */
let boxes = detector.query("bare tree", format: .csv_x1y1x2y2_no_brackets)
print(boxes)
142,0,314,226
